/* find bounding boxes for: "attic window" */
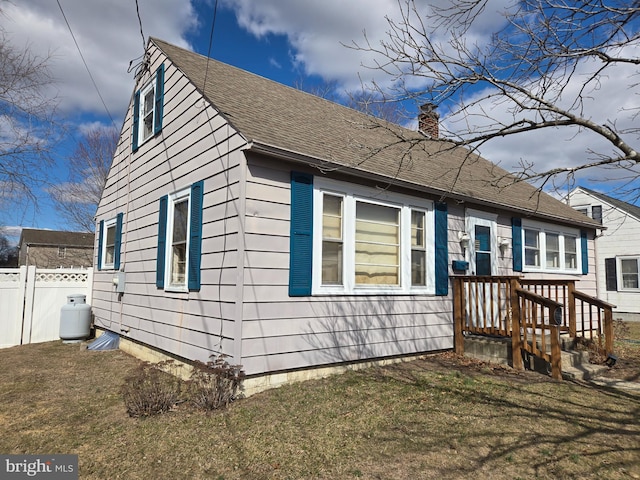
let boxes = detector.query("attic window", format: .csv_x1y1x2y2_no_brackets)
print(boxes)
132,64,165,152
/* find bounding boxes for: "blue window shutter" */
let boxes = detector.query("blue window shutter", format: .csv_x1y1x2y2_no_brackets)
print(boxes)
434,202,448,296
512,217,522,272
154,64,164,135
97,220,104,271
132,90,140,152
156,195,168,289
581,230,589,274
188,180,204,291
114,212,123,270
289,172,313,296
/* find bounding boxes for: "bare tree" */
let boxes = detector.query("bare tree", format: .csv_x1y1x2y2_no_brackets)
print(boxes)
352,0,640,196
49,127,117,232
0,229,17,267
0,12,57,210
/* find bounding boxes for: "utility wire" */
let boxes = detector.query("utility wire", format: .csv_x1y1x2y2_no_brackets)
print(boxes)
134,0,146,55
56,0,117,129
202,0,219,91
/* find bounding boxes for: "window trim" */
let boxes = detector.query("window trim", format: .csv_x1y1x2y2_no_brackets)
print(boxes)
311,178,435,295
100,217,118,270
618,256,640,291
164,187,192,293
157,180,203,293
520,220,581,274
132,64,164,152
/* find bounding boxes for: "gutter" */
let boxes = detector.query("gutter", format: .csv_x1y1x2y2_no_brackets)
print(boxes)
247,141,602,231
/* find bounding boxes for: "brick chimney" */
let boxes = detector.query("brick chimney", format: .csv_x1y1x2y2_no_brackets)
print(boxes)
418,103,439,138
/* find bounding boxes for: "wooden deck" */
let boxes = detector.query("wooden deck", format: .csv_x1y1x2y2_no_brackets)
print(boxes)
452,276,615,380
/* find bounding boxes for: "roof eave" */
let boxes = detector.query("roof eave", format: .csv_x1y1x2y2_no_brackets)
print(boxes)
248,141,601,231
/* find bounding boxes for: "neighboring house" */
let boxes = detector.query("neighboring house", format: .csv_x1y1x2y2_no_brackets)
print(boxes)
92,38,601,391
568,186,640,319
18,228,94,268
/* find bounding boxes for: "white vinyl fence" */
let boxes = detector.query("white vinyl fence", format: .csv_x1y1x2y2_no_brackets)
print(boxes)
0,267,93,349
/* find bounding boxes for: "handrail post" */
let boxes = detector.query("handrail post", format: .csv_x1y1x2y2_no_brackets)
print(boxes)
567,281,577,338
604,306,614,356
510,278,523,370
453,277,464,355
550,307,562,380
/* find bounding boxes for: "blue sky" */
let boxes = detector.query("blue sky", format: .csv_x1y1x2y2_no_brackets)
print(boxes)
1,0,638,242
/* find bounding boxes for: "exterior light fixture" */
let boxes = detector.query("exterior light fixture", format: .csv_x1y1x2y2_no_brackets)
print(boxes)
458,232,471,249
498,237,510,256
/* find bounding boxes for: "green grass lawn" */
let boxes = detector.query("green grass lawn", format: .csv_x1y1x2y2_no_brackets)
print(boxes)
0,325,639,479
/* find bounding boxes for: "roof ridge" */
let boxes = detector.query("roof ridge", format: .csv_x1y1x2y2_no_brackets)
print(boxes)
147,37,602,229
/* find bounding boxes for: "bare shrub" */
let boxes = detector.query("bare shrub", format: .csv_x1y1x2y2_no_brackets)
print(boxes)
121,361,182,417
187,355,245,411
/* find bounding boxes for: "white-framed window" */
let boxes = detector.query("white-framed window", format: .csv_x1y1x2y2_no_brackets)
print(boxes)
138,80,157,146
58,246,66,258
133,64,164,152
619,257,640,290
101,217,118,269
164,188,191,292
312,178,434,295
521,220,580,273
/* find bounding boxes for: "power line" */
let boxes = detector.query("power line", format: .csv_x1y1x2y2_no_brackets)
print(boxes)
202,0,219,91
56,0,117,129
134,0,146,54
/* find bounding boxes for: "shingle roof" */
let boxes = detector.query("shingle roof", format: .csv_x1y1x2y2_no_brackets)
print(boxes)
19,229,94,248
151,38,600,229
577,186,640,221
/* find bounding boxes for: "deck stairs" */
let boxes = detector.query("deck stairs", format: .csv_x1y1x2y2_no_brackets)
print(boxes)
463,333,609,380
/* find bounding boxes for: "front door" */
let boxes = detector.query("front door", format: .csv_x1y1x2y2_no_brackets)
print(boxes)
474,225,492,276
466,209,497,276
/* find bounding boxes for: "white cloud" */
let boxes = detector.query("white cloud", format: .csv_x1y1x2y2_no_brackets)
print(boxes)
447,44,640,187
0,0,197,123
220,0,638,190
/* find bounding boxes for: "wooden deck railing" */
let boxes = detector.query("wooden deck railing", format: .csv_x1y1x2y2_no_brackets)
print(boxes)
452,276,616,380
515,287,563,380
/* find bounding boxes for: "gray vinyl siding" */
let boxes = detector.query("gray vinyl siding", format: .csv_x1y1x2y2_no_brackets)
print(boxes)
94,40,601,379
93,43,247,363
239,155,453,376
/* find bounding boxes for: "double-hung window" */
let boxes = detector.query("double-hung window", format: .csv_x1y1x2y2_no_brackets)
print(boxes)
97,213,123,271
520,221,581,273
620,257,640,289
312,178,434,294
156,180,203,292
168,191,190,288
132,64,164,151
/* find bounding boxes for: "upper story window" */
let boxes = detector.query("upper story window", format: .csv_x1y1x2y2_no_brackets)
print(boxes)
521,220,580,273
591,205,603,224
312,178,434,295
132,64,165,152
140,81,157,143
572,204,602,224
58,246,66,258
